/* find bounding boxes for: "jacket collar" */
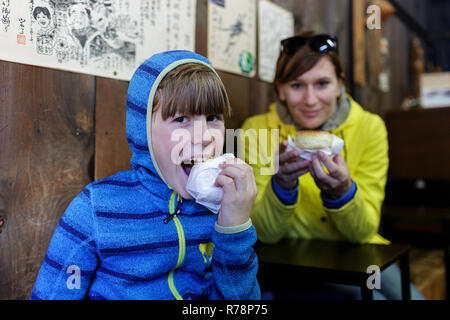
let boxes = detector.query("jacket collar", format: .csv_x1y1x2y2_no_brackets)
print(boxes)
268,93,363,140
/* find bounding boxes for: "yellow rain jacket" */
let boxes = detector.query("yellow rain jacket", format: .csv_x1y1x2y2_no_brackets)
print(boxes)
240,96,390,245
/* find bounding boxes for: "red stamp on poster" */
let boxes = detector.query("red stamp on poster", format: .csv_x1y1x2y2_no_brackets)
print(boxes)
17,34,26,45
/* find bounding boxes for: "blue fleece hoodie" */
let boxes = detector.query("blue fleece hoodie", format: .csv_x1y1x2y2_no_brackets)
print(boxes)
30,51,260,300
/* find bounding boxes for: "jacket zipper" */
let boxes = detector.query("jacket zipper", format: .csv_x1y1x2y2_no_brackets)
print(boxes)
166,191,185,300
164,200,182,224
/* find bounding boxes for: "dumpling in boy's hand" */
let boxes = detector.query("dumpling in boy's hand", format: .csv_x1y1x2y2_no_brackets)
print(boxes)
186,153,235,213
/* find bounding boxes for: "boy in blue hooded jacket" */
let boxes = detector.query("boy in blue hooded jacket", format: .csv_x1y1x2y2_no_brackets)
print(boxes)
30,51,260,300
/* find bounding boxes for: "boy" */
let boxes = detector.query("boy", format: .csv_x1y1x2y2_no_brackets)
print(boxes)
30,51,260,300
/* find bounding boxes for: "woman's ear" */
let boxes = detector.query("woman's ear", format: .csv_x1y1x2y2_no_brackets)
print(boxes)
336,77,344,98
276,83,286,102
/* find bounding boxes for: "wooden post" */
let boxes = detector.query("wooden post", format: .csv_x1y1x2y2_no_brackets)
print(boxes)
353,0,367,86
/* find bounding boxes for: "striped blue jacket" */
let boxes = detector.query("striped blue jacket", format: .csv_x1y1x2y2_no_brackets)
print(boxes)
30,51,260,300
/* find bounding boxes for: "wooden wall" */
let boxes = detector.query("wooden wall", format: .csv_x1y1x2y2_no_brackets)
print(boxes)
381,0,428,113
0,62,95,299
0,0,427,299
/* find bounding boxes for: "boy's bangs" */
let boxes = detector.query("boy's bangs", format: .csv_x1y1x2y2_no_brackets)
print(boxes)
157,63,231,120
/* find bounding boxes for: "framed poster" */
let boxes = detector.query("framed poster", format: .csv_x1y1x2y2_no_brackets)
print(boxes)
0,0,196,81
207,0,256,77
258,0,294,82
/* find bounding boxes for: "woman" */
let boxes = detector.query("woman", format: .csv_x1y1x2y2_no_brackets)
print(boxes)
241,31,424,300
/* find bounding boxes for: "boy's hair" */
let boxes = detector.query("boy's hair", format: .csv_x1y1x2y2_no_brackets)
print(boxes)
153,63,232,120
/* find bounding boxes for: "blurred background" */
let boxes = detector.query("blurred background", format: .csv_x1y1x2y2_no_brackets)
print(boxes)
0,0,449,300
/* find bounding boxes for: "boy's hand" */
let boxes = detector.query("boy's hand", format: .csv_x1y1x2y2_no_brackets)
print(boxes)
215,158,257,227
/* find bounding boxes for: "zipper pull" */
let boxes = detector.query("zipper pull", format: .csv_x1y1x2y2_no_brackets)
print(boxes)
164,214,175,224
164,200,182,224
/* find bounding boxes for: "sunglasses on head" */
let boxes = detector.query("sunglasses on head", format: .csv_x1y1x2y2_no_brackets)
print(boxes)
280,34,338,55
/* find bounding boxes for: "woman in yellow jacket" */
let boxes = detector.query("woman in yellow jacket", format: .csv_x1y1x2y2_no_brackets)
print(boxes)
241,32,424,300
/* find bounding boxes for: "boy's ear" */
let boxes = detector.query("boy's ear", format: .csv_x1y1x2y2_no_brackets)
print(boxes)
151,91,164,122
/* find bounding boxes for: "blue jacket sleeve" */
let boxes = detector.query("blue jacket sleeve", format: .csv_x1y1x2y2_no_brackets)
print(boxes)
321,180,357,209
271,175,299,205
208,225,261,300
30,188,100,300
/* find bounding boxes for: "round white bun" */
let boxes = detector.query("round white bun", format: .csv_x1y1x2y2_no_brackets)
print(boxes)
295,130,332,149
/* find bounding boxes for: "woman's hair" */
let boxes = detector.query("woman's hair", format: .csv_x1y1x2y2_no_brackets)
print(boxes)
274,30,344,97
153,63,232,120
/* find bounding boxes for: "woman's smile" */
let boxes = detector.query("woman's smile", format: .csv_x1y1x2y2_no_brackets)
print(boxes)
301,109,321,118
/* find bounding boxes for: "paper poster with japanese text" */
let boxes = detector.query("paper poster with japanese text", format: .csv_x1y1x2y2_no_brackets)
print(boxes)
258,0,293,82
0,0,196,81
207,0,256,77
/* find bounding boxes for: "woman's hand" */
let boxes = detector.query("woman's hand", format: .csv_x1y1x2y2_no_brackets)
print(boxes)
309,151,352,200
274,140,310,190
215,158,258,227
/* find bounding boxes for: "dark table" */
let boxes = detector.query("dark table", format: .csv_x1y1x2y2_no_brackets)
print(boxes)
255,239,411,300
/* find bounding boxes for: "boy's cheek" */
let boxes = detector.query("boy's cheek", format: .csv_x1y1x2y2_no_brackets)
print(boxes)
167,131,191,163
204,127,224,141
208,128,225,146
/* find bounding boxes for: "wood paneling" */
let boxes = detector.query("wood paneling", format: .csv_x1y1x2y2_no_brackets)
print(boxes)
94,77,131,181
0,61,95,299
386,107,450,180
219,71,250,130
382,0,429,113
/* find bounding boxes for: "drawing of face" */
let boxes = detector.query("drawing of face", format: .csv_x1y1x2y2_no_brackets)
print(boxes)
91,4,108,32
36,12,50,28
54,11,67,28
68,4,89,31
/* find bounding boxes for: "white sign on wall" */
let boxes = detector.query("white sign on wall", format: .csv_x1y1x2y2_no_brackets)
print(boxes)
207,0,256,77
0,0,196,81
258,0,294,83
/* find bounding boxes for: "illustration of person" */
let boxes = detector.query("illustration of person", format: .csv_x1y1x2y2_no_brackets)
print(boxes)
88,1,136,66
67,3,96,48
66,2,97,65
90,1,111,34
33,6,56,55
48,0,71,29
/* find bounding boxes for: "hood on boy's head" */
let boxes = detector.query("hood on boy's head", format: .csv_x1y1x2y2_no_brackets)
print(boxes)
125,50,219,185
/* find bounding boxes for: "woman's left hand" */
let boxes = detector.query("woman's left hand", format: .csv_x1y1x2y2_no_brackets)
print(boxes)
309,151,352,200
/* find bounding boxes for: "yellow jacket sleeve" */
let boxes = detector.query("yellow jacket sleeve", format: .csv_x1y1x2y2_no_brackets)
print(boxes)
326,114,389,244
240,117,296,243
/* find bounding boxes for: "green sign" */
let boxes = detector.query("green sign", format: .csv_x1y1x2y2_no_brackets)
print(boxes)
238,51,254,74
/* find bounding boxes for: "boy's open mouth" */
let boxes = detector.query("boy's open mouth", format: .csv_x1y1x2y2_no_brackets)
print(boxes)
181,158,211,177
181,161,194,177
